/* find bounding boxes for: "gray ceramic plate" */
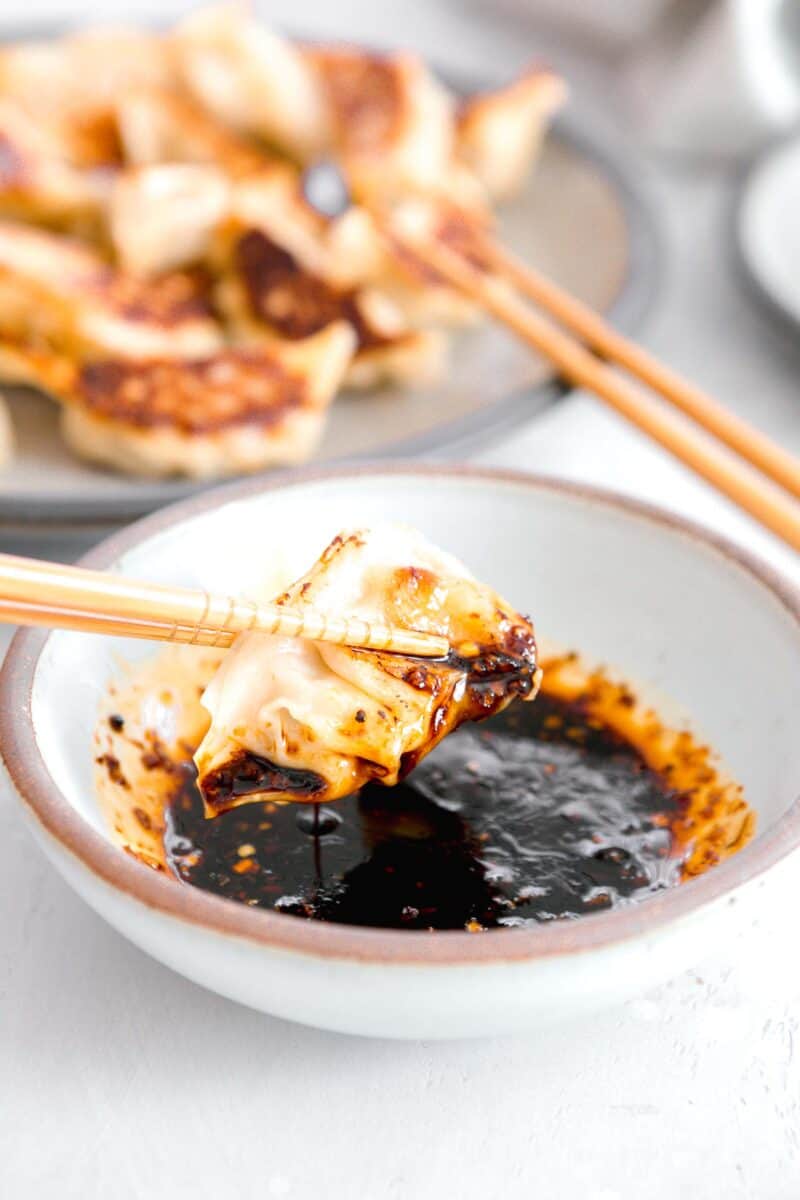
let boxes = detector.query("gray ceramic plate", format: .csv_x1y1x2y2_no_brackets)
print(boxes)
0,113,659,540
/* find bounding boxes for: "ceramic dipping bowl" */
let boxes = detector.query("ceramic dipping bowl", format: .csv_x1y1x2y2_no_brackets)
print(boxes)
1,465,799,1038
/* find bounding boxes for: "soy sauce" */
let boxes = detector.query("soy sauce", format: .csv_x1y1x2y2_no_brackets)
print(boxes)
163,693,685,930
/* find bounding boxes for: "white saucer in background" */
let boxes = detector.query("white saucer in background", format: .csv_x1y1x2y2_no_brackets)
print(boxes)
737,129,800,334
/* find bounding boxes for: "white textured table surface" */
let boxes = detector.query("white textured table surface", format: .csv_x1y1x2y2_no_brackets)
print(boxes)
1,4,800,1198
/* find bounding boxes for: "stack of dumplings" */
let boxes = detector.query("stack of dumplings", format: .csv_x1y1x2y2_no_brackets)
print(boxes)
0,6,565,478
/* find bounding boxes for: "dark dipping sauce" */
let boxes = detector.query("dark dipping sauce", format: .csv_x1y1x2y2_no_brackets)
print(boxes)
163,691,686,931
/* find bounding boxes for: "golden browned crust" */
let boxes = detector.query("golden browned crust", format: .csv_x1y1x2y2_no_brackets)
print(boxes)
306,48,405,155
0,318,354,476
92,264,216,328
75,351,307,433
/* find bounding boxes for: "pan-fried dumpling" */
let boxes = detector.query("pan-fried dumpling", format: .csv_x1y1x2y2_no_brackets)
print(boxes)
108,154,333,280
457,66,566,200
327,204,483,329
0,101,109,229
116,86,270,179
230,172,330,271
174,5,329,159
109,164,230,276
305,46,455,201
216,223,446,389
117,82,333,272
195,525,539,813
0,322,354,478
175,8,455,197
0,28,173,116
0,28,174,168
115,90,319,275
324,198,497,329
0,223,221,359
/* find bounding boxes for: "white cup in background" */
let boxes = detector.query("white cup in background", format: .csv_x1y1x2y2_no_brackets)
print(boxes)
625,0,800,156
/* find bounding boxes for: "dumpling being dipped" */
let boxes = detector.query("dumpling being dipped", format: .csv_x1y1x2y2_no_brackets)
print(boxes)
195,525,539,814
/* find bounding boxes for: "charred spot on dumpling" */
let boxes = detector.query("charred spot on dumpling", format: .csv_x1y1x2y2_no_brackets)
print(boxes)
503,620,539,660
235,229,392,350
402,663,435,691
333,531,366,554
76,352,307,432
202,749,327,813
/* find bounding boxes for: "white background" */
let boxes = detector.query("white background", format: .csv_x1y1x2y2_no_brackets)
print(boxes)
1,3,799,1197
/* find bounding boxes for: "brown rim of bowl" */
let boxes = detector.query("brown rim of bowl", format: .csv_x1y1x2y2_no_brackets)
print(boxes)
1,463,798,966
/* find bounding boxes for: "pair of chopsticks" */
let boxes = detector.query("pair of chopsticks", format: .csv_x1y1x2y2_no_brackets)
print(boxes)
388,213,800,552
0,553,449,657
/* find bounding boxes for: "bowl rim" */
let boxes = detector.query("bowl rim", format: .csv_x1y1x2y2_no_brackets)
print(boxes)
2,462,799,966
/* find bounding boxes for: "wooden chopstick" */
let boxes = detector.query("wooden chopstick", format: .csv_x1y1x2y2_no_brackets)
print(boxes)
0,554,450,657
0,600,246,648
475,236,800,501
393,227,800,553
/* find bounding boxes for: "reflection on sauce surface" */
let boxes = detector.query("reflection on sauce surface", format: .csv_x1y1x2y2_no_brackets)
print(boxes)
94,650,755,932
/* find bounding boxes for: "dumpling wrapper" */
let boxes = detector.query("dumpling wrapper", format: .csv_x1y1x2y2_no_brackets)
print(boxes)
0,222,222,360
0,100,110,230
195,525,539,813
0,27,174,170
456,66,567,201
173,5,329,159
109,164,231,277
0,321,354,479
303,46,456,200
116,86,272,179
215,223,446,390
